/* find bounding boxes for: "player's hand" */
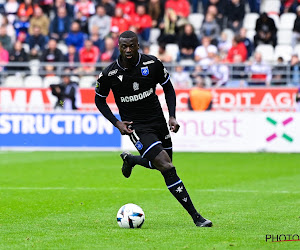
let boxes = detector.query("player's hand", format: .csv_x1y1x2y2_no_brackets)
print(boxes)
169,117,180,133
116,121,133,135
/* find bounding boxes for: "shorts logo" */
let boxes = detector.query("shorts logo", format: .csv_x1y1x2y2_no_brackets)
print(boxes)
165,134,171,140
135,141,143,150
141,66,149,76
133,82,139,91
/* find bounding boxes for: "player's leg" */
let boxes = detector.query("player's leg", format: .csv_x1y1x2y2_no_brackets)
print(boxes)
152,150,212,227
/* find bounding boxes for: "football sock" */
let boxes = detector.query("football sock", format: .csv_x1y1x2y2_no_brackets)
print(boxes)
162,167,204,222
127,155,154,169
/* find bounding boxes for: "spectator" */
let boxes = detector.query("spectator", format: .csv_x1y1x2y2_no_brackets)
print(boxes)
247,0,260,13
228,54,248,87
111,7,131,34
188,76,213,111
205,0,226,28
206,4,223,29
28,6,49,36
9,40,29,71
13,12,30,43
88,5,111,40
178,23,199,61
200,12,220,45
224,0,245,33
272,56,287,86
190,65,206,83
0,25,12,52
280,0,300,14
2,16,16,43
226,35,247,63
171,65,193,88
165,0,190,19
156,43,173,62
39,0,53,16
17,0,38,18
100,37,119,62
74,10,89,35
292,6,300,48
209,54,229,87
74,0,95,17
0,41,9,72
289,53,300,86
65,21,86,51
131,5,152,43
76,39,100,74
53,0,74,18
26,26,48,53
5,0,19,24
101,0,115,17
110,26,120,48
217,31,232,59
40,39,64,75
64,45,79,72
248,51,272,86
50,73,81,110
89,26,105,52
148,0,164,28
116,0,136,18
254,12,277,48
142,43,150,54
194,36,218,69
239,27,253,59
157,8,179,44
49,7,71,42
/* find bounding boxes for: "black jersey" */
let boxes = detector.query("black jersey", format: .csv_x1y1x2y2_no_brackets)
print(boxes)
95,53,171,126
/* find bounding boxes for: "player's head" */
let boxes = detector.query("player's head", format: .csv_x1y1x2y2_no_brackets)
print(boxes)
118,31,139,63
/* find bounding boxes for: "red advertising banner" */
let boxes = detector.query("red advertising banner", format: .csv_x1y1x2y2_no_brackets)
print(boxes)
0,87,298,112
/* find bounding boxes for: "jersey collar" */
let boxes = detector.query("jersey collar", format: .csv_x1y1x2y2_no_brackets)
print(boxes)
116,53,141,71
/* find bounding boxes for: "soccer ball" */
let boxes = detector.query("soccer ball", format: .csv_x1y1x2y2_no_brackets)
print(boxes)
117,203,145,228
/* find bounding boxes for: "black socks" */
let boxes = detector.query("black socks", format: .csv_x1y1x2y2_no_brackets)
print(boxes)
162,167,201,222
127,155,154,169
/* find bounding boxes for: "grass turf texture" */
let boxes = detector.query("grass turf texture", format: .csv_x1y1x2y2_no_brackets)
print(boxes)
0,152,300,249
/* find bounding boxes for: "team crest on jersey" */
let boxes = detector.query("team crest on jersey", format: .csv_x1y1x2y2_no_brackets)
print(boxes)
133,82,139,91
135,141,143,150
141,66,149,76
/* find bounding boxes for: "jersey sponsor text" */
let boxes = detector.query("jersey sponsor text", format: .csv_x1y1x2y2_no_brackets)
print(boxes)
120,88,153,102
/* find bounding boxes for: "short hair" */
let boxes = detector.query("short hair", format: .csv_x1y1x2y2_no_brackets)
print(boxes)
118,31,138,42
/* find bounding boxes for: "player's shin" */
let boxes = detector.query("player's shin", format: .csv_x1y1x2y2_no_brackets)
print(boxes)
162,167,201,221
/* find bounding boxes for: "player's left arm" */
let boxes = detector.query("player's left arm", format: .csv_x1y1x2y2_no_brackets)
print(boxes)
162,80,180,133
155,58,180,133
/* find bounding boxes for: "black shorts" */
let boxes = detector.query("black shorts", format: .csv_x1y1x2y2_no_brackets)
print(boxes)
128,123,172,161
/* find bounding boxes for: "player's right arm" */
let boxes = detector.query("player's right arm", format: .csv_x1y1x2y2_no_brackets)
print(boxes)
95,72,133,135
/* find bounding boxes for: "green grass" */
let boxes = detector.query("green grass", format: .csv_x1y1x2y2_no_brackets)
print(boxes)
1,152,300,249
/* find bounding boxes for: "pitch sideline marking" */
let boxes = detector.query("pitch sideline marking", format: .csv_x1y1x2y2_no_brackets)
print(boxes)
0,187,299,194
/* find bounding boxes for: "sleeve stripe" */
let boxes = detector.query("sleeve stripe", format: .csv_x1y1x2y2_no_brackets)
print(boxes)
160,75,170,86
95,92,107,98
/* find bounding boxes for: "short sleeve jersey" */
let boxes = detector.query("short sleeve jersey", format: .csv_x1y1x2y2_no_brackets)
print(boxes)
95,53,170,125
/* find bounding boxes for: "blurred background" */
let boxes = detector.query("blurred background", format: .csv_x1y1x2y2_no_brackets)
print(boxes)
0,0,299,152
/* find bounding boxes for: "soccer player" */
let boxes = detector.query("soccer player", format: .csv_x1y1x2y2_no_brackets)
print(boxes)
95,31,212,227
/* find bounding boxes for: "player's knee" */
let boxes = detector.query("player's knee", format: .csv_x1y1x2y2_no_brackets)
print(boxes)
152,150,173,172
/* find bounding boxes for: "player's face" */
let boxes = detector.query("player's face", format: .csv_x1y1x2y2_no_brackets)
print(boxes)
119,37,139,63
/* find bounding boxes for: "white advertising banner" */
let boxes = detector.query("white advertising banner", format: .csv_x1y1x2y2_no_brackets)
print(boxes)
122,112,300,152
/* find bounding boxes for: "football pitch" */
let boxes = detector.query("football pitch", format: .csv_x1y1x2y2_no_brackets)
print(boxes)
1,151,300,249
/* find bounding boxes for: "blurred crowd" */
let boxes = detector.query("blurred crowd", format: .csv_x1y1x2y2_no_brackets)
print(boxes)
0,0,300,88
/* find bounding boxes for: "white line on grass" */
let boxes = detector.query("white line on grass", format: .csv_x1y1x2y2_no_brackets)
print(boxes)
0,187,299,194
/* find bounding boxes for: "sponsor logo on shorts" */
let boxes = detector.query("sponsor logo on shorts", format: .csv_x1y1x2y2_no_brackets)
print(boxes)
108,69,118,76
135,141,143,150
120,88,153,102
141,66,149,76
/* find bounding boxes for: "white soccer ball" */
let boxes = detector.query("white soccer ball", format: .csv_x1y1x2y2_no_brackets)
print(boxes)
117,203,145,228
